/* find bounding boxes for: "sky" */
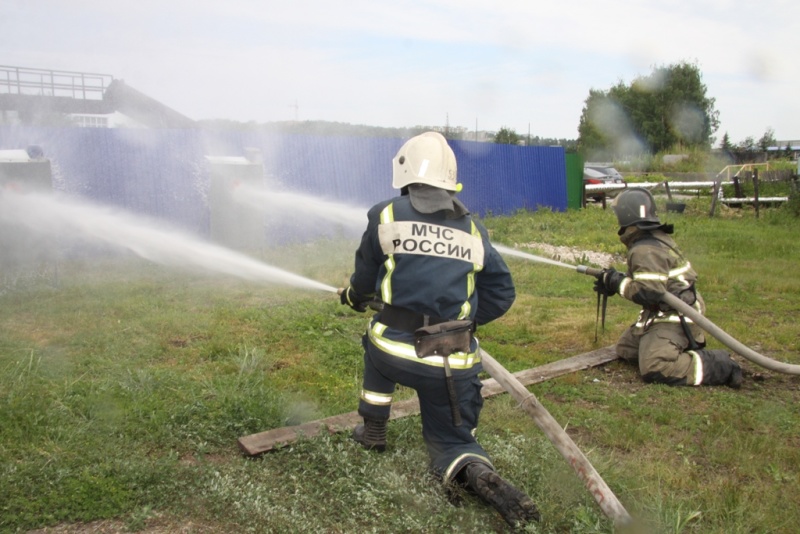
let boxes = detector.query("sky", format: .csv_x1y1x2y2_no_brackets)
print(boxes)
1,0,798,144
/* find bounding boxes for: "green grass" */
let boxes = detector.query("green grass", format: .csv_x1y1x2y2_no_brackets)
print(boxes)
1,199,799,533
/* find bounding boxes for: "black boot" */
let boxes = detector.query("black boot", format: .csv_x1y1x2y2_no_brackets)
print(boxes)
461,462,540,528
351,418,387,452
697,349,743,389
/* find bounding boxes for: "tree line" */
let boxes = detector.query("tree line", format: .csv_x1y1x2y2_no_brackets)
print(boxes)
718,127,794,163
493,61,788,167
575,61,719,160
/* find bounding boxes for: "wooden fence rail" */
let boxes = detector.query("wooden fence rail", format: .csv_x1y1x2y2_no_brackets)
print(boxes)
583,172,794,219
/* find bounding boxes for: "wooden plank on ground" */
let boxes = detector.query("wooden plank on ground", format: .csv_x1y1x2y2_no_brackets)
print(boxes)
237,345,618,456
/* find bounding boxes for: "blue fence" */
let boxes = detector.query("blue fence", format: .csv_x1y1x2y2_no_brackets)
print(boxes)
0,127,567,239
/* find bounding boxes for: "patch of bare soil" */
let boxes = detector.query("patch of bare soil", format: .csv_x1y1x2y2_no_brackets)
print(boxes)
735,356,800,398
596,354,799,396
596,360,647,391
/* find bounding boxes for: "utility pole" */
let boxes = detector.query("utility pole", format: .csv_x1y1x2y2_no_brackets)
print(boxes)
289,99,298,121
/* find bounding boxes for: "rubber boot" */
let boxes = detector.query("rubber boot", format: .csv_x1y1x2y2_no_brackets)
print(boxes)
462,462,540,528
351,417,387,452
696,349,743,389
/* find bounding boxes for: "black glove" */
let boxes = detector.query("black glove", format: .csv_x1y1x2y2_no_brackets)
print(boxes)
339,285,368,312
593,268,625,296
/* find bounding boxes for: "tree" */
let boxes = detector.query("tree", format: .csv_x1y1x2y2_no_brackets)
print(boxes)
577,61,719,158
758,127,776,152
527,135,577,151
783,142,794,159
719,132,733,152
494,127,522,145
718,132,735,162
732,136,758,163
739,136,756,151
577,89,616,160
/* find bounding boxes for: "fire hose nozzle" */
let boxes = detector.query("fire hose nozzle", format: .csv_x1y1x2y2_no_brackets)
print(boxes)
577,265,604,278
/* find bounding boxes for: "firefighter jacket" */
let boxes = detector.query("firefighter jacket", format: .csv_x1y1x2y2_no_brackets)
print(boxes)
349,194,515,371
618,227,705,335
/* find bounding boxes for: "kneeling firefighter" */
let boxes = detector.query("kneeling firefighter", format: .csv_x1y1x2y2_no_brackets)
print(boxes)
339,131,540,528
594,187,743,388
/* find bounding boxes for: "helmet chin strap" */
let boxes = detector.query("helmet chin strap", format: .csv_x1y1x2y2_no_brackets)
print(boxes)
618,225,638,237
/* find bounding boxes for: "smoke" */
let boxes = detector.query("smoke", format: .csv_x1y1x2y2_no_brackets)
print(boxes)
588,98,647,156
669,103,706,144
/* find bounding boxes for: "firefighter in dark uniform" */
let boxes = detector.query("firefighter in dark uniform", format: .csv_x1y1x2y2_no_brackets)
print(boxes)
339,132,539,528
595,188,743,387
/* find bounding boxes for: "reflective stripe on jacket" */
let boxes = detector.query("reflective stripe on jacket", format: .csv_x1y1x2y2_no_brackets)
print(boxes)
618,229,704,333
349,194,515,370
367,321,481,370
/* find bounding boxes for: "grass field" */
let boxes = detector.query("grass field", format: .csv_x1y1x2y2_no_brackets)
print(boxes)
1,194,799,533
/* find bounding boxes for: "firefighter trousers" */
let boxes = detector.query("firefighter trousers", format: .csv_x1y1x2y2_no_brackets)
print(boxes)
357,334,492,480
616,321,703,385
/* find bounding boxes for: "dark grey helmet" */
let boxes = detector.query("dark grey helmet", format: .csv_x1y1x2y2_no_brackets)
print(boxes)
611,187,661,229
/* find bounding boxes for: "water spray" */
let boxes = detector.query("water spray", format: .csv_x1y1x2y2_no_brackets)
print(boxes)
230,182,366,232
493,244,579,271
0,190,338,294
497,245,800,375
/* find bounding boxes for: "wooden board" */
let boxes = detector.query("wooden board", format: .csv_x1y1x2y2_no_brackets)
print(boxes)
237,345,618,456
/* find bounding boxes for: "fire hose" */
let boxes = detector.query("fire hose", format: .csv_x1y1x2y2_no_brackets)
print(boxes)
479,348,633,527
330,245,795,528
576,265,800,375
337,288,634,527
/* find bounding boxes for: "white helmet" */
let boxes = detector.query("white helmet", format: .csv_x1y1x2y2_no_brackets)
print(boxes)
392,131,459,191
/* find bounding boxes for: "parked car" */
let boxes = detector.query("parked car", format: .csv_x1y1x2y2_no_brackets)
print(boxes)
583,165,625,202
583,165,625,185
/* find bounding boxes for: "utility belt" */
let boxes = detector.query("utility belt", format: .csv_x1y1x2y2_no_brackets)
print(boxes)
379,304,454,334
414,320,474,358
411,317,474,429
